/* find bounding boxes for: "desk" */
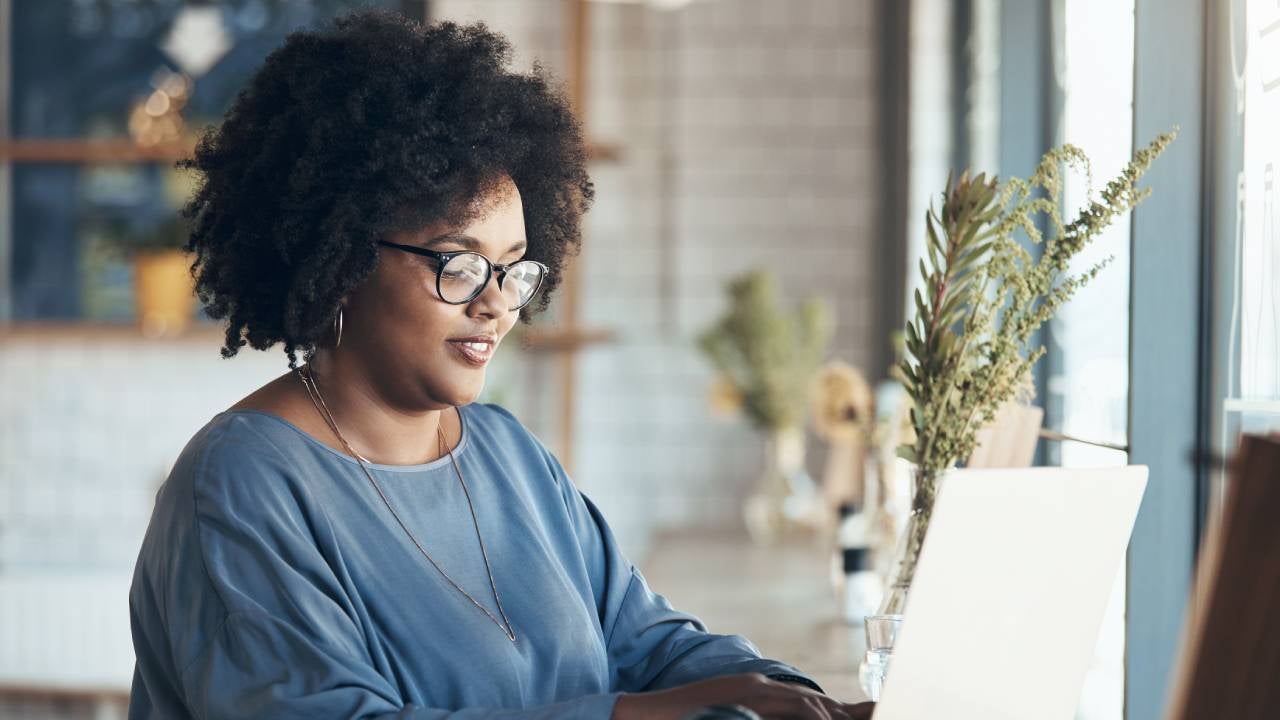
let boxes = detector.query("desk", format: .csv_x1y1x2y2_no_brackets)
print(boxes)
640,528,870,703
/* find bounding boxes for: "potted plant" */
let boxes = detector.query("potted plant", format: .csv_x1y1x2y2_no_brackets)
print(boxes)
698,269,833,543
884,130,1177,614
98,211,196,337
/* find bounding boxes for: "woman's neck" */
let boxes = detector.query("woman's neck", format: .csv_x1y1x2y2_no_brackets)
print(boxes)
302,350,457,466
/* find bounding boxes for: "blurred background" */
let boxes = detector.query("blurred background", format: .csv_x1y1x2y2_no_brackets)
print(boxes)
0,0,1271,719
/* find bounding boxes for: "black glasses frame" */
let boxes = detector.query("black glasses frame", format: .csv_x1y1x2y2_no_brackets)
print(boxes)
377,240,548,310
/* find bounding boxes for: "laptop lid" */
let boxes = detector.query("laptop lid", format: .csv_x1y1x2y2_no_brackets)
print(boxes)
1167,435,1280,719
874,466,1148,720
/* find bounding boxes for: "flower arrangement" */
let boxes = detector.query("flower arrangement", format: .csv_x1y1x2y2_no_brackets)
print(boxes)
883,130,1176,611
97,213,191,256
93,167,199,257
698,270,833,432
699,270,834,542
811,360,875,445
811,360,876,511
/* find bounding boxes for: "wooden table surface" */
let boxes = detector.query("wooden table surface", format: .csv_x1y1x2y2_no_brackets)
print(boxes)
640,527,871,704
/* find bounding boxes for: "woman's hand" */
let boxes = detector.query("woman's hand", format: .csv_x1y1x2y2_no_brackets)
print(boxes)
612,672,874,720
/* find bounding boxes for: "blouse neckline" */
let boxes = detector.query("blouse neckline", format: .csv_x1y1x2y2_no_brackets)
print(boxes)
220,405,471,474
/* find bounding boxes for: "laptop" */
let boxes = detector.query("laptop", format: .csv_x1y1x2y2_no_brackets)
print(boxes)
873,466,1148,720
1167,434,1280,719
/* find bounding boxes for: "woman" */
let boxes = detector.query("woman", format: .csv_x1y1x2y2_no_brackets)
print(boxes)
128,10,873,720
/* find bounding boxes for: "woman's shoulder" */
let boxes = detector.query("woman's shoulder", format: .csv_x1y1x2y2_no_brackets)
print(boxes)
461,400,522,431
136,412,309,571
461,402,552,459
180,368,334,476
160,409,323,518
186,409,310,464
461,402,578,502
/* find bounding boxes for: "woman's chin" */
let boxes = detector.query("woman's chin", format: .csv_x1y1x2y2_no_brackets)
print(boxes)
439,373,487,407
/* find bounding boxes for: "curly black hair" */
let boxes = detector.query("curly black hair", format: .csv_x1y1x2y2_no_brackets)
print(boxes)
178,9,594,367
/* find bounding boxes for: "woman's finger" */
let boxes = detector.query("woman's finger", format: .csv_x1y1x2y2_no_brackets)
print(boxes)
840,701,875,719
745,692,828,720
803,695,835,720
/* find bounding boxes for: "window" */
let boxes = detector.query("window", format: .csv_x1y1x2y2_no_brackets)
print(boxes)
1225,0,1280,448
1053,3,1136,718
1,1,402,323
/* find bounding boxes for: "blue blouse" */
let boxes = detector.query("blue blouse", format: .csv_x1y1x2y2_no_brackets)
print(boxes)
127,403,818,718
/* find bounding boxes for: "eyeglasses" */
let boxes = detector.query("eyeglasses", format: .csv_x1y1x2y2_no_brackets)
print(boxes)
377,240,547,311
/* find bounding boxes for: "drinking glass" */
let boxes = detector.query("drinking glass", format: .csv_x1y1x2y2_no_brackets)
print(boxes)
857,613,902,700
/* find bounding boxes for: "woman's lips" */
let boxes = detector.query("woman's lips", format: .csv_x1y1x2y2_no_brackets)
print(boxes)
447,339,494,366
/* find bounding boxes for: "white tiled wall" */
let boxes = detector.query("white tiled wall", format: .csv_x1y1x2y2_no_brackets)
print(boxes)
0,341,282,571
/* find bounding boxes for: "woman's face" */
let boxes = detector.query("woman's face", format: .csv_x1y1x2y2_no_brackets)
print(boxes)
340,177,527,410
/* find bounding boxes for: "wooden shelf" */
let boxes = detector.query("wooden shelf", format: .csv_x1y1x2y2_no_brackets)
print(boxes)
0,322,616,351
0,321,224,343
588,141,623,163
0,683,128,707
0,138,197,164
0,138,622,164
519,326,616,353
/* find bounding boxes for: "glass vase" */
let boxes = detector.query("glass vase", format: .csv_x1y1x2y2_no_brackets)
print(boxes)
743,425,819,544
877,464,943,614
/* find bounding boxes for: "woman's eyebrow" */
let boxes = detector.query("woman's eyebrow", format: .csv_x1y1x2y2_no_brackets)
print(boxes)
424,232,526,255
423,232,481,250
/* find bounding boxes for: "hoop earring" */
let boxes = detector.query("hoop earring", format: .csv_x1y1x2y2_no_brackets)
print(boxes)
332,307,344,348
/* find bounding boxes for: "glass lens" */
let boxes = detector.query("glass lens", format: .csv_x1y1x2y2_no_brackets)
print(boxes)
438,253,489,303
501,261,545,309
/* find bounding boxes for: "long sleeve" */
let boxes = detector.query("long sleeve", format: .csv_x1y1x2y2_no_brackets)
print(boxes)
177,609,619,720
129,421,622,720
541,447,822,695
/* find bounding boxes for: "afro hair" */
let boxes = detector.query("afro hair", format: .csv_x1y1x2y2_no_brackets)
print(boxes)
177,9,594,367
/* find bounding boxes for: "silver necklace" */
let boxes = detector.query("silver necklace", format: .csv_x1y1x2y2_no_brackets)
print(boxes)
295,364,517,643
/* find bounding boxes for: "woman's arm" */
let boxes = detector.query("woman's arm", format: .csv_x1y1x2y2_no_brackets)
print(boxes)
556,494,865,719
171,608,623,720
532,435,824,694
518,419,881,719
612,674,874,720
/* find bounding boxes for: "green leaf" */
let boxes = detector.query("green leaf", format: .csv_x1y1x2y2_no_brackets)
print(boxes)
940,308,966,331
955,241,993,271
926,214,943,253
897,444,918,463
905,318,921,352
901,361,919,385
938,329,957,357
938,285,965,320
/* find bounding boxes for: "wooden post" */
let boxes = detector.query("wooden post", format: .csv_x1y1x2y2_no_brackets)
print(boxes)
555,0,590,475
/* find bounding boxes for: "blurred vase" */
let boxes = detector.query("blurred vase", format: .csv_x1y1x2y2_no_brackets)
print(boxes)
134,250,195,337
743,425,821,544
820,440,867,516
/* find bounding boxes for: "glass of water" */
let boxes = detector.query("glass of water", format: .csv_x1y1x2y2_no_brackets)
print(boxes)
857,614,902,700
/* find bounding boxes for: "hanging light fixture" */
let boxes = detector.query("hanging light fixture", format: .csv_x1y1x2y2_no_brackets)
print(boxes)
158,6,231,78
587,0,705,10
